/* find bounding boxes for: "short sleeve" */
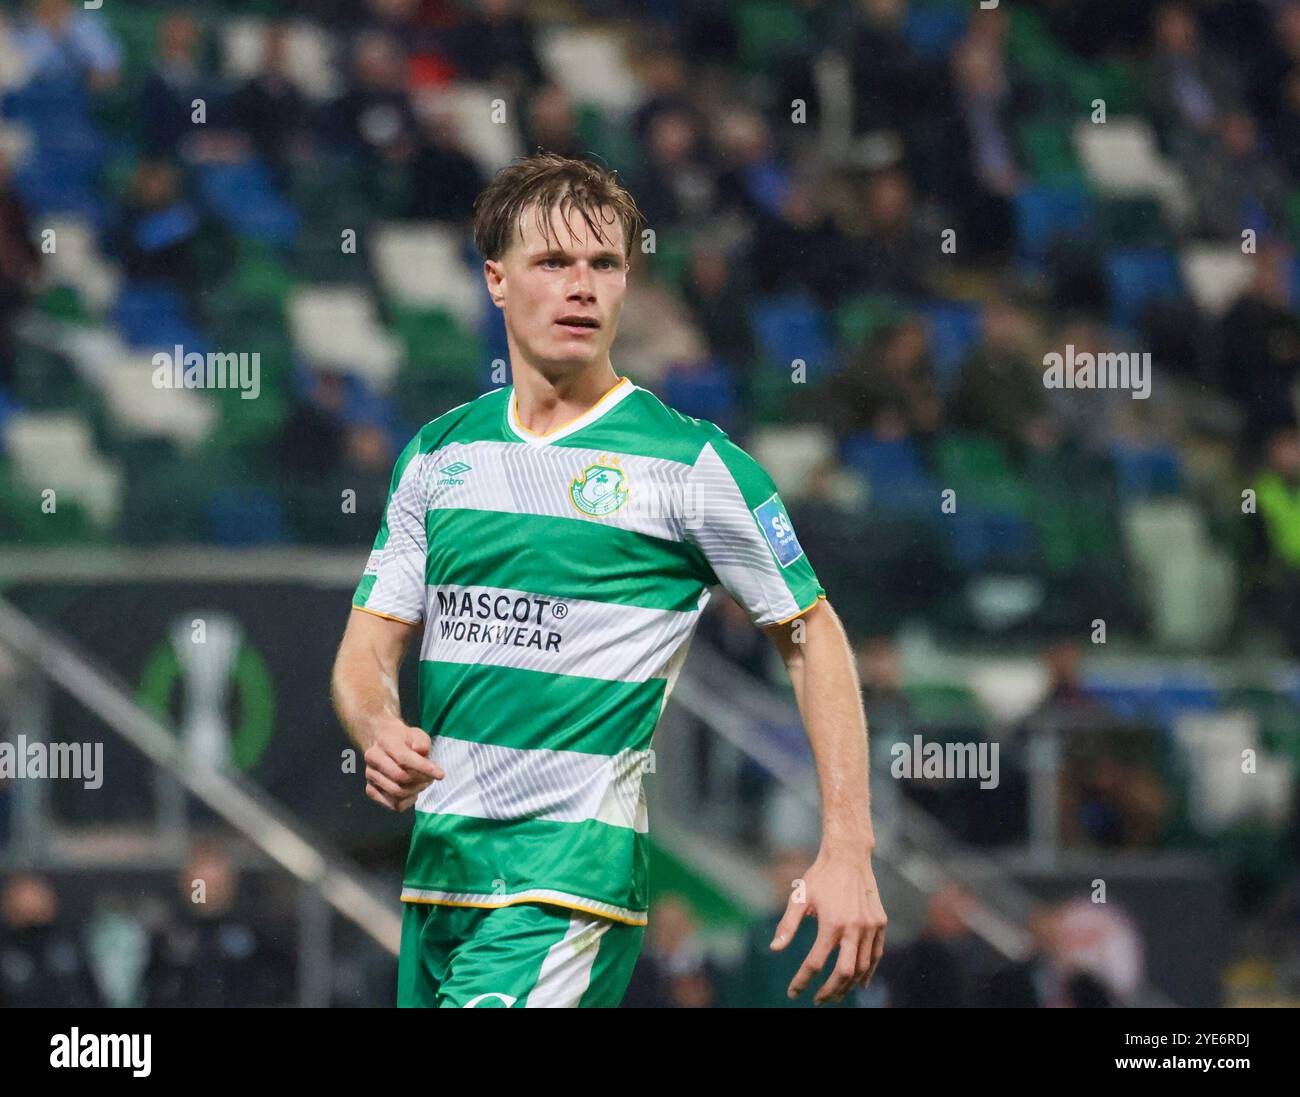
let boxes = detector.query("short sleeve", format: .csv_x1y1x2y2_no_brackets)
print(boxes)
352,431,430,626
684,435,825,628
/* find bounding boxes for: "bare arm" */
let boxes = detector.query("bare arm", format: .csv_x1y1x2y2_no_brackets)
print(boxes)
332,607,441,811
761,598,886,1003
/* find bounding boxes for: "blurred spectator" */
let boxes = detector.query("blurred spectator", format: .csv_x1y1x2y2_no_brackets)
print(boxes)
857,634,913,747
1189,111,1289,238
139,14,210,157
450,0,543,92
1248,424,1300,654
406,107,486,222
337,32,417,163
752,179,868,307
631,106,722,231
860,168,934,297
229,23,317,174
0,156,39,392
609,263,708,386
982,904,1115,1007
824,318,942,441
942,28,1020,260
110,159,203,290
143,840,293,1007
948,301,1047,458
522,82,586,163
682,241,755,389
622,895,721,1008
1218,239,1300,442
876,884,993,1006
1148,1,1241,154
0,873,104,1007
11,0,120,92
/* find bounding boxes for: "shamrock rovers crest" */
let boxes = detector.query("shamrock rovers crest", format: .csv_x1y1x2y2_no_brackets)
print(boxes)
570,456,629,516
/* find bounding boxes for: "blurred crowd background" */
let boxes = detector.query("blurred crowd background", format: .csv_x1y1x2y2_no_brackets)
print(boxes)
1,0,1300,1007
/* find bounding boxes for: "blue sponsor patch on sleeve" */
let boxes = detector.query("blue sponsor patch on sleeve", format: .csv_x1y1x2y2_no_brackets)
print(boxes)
753,493,805,568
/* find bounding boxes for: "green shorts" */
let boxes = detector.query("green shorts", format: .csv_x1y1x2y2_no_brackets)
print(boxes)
397,900,645,1008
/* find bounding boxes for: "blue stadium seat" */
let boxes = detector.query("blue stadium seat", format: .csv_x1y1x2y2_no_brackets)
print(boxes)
661,359,739,427
111,284,209,352
750,293,833,377
195,161,300,245
1104,247,1184,329
922,302,983,393
1014,185,1093,265
1110,441,1182,499
207,487,287,545
901,4,969,58
840,432,936,513
942,508,1035,570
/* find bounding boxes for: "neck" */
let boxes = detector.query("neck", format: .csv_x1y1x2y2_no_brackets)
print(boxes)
511,359,622,436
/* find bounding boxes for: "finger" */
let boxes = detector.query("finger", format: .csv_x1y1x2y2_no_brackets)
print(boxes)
393,742,443,780
365,781,400,811
815,929,861,1006
769,895,809,952
787,924,837,1000
850,930,875,992
866,924,886,985
396,791,419,812
364,745,409,785
369,769,423,800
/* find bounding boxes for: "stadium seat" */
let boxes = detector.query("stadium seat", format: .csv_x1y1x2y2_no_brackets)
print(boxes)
100,353,220,446
195,161,300,245
371,223,485,328
839,433,936,514
1110,440,1182,499
661,359,738,429
111,284,209,353
746,424,836,503
1104,246,1184,329
288,286,403,389
750,294,833,379
40,215,120,314
220,17,341,100
922,302,983,393
901,4,969,59
536,27,643,111
1179,245,1255,317
207,486,287,545
1121,499,1236,649
1073,117,1194,225
935,435,1029,515
1013,185,1093,265
2,411,123,528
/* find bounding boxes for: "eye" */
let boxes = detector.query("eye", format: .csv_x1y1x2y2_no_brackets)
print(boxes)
595,258,617,270
540,257,562,269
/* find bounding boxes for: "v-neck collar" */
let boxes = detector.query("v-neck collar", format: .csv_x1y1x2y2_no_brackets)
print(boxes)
504,375,636,446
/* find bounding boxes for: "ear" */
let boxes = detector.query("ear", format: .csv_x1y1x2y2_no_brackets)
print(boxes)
484,258,505,307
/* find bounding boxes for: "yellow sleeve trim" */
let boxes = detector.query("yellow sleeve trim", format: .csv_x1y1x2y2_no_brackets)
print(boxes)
351,603,421,626
770,592,827,627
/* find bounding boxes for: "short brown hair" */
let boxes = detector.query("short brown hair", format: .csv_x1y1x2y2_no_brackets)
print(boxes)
471,151,645,262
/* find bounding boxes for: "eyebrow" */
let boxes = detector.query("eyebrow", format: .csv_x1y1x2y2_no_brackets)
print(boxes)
531,248,623,263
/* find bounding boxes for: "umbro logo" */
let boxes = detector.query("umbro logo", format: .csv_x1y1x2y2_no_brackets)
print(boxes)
437,461,472,486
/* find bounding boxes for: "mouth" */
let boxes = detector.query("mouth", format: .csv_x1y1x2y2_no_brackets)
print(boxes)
555,316,600,334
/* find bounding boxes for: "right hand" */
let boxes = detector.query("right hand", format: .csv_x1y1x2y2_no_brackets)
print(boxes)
363,716,443,812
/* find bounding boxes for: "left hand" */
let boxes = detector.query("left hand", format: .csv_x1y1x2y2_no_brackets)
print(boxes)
770,852,887,1005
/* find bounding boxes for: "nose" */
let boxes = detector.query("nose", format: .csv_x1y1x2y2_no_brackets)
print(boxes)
567,261,596,300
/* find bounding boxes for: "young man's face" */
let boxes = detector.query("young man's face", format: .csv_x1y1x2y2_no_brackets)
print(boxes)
485,200,629,375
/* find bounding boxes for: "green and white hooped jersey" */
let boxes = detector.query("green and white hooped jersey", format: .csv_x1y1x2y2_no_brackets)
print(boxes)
353,375,825,925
